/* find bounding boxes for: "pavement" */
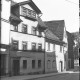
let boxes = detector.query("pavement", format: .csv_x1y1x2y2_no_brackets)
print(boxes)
1,71,79,80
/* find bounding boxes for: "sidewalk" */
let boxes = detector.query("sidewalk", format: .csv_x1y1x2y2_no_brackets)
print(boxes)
1,71,78,80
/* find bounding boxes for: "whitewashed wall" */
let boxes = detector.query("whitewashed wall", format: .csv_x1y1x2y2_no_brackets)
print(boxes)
45,42,65,72
10,3,45,50
55,44,65,72
1,0,11,45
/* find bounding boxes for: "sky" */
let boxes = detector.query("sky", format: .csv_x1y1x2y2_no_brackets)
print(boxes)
13,0,79,33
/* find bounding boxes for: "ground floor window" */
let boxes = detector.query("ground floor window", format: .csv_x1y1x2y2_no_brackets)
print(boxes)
47,60,51,69
32,60,35,69
38,60,41,68
52,60,56,68
23,60,27,69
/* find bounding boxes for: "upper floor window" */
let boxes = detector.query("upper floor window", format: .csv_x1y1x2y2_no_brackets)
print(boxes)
22,24,27,33
27,9,31,16
13,25,18,32
38,43,42,51
32,43,36,50
32,27,36,35
53,44,55,51
12,40,18,50
38,31,42,37
21,7,36,19
60,46,62,52
22,41,27,50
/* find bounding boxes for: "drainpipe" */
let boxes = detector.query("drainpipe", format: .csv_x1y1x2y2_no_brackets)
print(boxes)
43,35,46,74
8,0,12,77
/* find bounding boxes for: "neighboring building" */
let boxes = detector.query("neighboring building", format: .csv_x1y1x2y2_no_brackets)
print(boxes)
0,0,11,76
1,0,46,76
67,31,74,69
44,20,68,72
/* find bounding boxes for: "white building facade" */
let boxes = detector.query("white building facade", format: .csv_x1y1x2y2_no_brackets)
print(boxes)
1,0,46,76
44,20,68,73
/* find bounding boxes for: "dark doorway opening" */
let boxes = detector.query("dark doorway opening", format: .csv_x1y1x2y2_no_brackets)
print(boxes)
13,60,20,76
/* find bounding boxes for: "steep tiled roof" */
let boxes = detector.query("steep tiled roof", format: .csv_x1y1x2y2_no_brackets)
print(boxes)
45,29,59,41
44,20,64,40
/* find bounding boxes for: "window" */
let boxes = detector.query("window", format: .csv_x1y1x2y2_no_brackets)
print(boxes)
13,26,18,32
60,46,62,52
38,31,42,37
38,60,41,68
32,11,36,18
12,40,18,50
21,7,27,16
48,43,50,51
47,60,51,69
32,60,35,69
22,42,27,50
38,44,42,51
32,43,36,50
52,60,56,68
22,24,27,33
32,27,36,35
27,9,31,16
21,7,36,19
23,60,27,69
53,44,55,51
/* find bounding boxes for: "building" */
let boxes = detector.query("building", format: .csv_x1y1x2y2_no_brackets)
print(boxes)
0,0,11,76
1,0,46,76
44,20,68,72
67,31,74,69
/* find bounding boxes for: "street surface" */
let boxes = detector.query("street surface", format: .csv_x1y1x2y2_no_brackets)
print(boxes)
30,73,79,80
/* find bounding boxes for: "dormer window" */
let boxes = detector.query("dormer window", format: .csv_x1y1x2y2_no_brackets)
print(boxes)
21,7,36,19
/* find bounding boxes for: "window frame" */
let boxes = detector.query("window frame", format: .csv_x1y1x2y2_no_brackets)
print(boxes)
23,60,27,69
32,43,36,51
38,60,41,68
32,26,36,35
21,7,36,19
47,60,51,69
12,40,18,50
32,60,35,69
22,41,27,50
22,23,27,34
38,43,42,51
